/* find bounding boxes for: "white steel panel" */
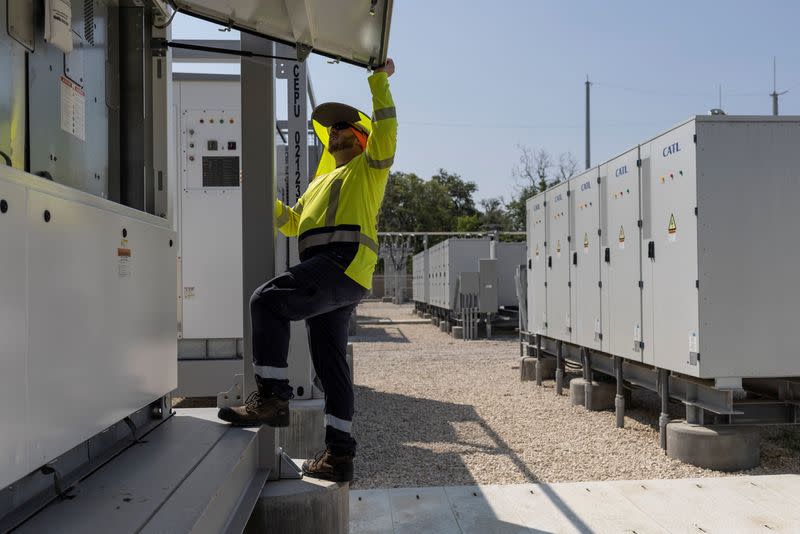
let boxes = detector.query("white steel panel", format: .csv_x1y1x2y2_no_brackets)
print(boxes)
601,148,644,361
526,195,547,334
694,118,800,378
0,180,30,488
546,182,571,341
180,191,243,339
643,121,698,374
495,242,526,308
26,190,177,469
571,168,602,349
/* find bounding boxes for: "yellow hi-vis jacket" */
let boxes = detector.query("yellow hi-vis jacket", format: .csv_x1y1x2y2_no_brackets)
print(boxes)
274,72,397,290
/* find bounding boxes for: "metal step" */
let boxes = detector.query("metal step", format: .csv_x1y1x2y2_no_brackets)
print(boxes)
16,409,269,534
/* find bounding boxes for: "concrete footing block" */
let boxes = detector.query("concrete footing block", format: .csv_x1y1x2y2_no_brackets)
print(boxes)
451,326,463,339
569,378,588,406
245,477,349,534
431,317,439,326
278,399,325,459
440,321,450,332
520,357,536,381
584,381,617,411
422,313,431,319
667,422,761,471
534,358,556,382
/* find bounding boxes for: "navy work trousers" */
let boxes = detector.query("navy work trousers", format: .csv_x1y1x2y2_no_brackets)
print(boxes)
250,253,365,455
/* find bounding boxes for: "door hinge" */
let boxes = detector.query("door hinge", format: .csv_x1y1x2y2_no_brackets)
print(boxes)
638,280,644,289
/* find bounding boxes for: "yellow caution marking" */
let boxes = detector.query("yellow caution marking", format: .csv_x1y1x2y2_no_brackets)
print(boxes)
584,233,589,249
556,240,561,253
618,226,625,243
668,213,677,234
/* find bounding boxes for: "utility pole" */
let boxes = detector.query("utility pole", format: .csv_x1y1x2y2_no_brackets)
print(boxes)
770,57,788,116
585,75,591,170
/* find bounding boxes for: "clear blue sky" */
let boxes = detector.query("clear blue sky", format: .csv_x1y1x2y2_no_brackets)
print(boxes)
173,1,800,202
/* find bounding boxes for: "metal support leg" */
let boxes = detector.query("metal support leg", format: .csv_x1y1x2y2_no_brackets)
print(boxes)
686,404,704,425
615,356,625,428
555,341,564,396
582,348,593,411
659,368,670,451
535,335,544,387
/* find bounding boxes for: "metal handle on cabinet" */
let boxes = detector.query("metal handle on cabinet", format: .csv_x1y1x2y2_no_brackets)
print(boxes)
573,252,578,266
648,241,655,260
604,247,610,263
548,256,552,268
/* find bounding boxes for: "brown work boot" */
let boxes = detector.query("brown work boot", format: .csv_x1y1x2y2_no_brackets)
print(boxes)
302,447,354,483
217,390,290,427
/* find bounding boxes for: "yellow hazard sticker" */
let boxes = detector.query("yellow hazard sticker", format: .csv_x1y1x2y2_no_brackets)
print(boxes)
556,240,561,257
583,232,589,251
535,244,540,257
618,226,625,249
668,213,677,242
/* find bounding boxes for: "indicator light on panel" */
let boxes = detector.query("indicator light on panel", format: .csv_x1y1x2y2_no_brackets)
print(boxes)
199,119,204,123
229,118,234,123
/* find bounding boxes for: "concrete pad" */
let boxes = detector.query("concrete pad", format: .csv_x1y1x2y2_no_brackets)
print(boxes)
350,489,393,534
752,473,800,506
351,476,800,533
616,476,800,532
389,486,461,534
544,481,670,533
444,485,529,534
246,477,349,534
667,422,761,471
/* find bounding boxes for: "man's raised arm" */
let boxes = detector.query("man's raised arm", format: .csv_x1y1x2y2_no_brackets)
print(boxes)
364,58,397,176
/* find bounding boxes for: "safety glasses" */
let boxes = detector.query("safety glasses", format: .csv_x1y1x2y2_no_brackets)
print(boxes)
330,121,353,132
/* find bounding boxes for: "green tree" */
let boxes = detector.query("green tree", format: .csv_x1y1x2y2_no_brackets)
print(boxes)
479,197,513,231
430,169,478,218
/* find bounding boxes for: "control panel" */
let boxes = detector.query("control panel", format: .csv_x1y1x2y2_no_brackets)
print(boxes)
182,109,241,190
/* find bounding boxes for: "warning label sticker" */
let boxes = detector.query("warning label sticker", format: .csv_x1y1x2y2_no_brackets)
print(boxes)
60,76,86,141
583,233,589,254
618,226,625,249
668,213,677,242
535,244,539,257
556,240,561,257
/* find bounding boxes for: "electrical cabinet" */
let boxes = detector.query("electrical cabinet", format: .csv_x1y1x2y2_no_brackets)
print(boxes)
526,195,547,334
0,167,176,491
571,168,602,349
640,120,697,375
600,147,646,363
412,250,430,304
527,115,800,380
178,81,243,340
545,181,572,342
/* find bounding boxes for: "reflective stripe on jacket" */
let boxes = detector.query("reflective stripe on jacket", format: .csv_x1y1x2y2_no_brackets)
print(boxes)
274,72,397,289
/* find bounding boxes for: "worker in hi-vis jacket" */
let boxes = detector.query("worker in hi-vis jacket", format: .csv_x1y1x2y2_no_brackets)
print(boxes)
219,59,397,483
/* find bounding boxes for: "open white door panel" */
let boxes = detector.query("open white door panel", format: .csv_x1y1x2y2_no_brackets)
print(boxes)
172,0,393,67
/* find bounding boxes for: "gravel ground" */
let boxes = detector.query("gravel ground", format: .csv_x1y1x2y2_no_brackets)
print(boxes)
350,301,800,489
